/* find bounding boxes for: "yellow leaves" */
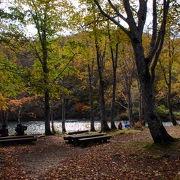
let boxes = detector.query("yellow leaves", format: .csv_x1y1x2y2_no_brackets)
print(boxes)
0,92,8,111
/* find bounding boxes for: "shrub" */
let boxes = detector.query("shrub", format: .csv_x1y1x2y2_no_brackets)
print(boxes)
157,105,168,115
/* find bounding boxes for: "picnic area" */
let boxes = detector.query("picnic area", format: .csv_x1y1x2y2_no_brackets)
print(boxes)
0,126,179,179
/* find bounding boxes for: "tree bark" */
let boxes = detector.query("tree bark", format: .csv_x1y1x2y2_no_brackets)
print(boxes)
142,77,174,143
1,110,8,127
110,68,117,129
62,94,66,133
137,80,145,125
95,42,110,132
50,108,55,134
134,43,174,143
88,63,95,132
45,89,51,135
110,43,118,130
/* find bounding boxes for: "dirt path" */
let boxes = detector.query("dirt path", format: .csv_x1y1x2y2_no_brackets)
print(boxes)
18,135,87,179
18,130,151,179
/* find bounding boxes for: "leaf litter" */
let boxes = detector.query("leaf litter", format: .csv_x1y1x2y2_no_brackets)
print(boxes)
0,126,179,180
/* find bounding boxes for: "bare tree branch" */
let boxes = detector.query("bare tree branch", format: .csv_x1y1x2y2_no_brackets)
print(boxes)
151,0,170,82
123,0,137,34
137,0,147,35
107,0,128,23
93,0,130,36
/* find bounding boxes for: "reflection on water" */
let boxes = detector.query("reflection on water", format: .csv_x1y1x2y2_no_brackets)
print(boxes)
1,120,179,135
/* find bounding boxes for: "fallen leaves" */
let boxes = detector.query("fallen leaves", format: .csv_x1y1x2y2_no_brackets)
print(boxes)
0,126,179,179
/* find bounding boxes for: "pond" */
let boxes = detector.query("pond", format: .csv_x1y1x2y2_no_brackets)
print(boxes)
1,120,179,135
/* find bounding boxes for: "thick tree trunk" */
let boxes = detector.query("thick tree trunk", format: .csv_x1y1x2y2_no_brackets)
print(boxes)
45,90,51,135
88,64,95,132
133,42,174,144
99,78,110,132
141,72,174,144
127,88,134,127
62,94,66,133
94,0,172,144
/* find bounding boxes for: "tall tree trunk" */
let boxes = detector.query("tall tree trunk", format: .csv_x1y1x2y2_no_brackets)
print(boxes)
110,69,117,129
45,89,51,135
140,66,174,144
127,88,134,127
88,63,95,132
62,94,66,133
94,0,173,144
50,108,55,135
110,43,118,130
95,34,109,132
98,78,109,131
1,111,8,127
167,42,177,126
139,92,145,125
133,43,174,144
167,84,177,126
137,80,145,125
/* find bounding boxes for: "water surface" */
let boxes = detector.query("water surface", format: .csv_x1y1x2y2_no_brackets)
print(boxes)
1,120,179,135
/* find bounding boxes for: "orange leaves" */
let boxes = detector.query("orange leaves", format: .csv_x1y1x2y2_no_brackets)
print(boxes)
73,102,90,112
9,96,36,108
9,99,23,107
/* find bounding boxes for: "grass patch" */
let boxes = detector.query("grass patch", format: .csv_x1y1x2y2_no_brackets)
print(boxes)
144,139,180,152
107,128,143,136
173,111,180,116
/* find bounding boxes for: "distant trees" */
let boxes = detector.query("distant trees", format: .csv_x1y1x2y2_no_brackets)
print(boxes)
157,0,180,126
0,43,26,127
0,0,179,137
1,0,75,135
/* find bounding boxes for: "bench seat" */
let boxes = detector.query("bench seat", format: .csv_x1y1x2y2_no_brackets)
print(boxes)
76,135,111,146
0,135,35,140
67,130,89,135
0,136,37,144
64,133,105,144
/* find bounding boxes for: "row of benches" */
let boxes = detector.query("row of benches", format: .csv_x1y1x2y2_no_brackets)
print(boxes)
64,133,111,146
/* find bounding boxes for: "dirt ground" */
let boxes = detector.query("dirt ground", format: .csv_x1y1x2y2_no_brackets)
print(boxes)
0,135,87,179
18,135,87,179
0,126,180,179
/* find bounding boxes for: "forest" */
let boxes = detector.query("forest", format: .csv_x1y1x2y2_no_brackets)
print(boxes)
0,0,180,143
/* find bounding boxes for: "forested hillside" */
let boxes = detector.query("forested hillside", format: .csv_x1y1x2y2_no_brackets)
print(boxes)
0,0,180,140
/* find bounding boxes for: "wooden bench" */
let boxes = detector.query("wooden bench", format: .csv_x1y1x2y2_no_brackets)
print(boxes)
76,135,112,146
0,135,35,140
0,135,37,145
64,133,105,144
67,130,89,135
